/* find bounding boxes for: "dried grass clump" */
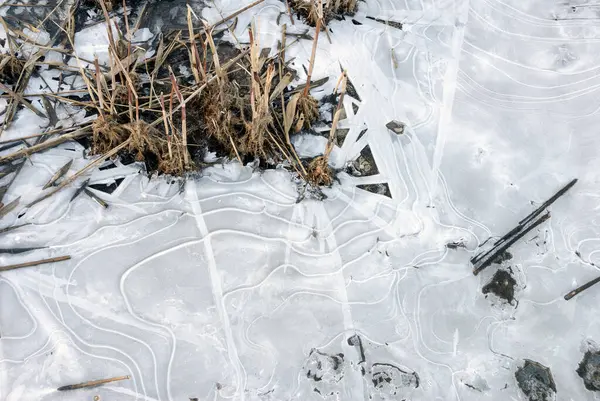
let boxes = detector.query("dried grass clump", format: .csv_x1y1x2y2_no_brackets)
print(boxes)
195,30,283,163
0,54,25,84
197,79,245,158
92,117,191,175
306,155,332,186
289,0,358,26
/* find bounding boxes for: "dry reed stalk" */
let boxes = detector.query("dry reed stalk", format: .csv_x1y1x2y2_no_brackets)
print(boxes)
158,94,173,160
303,0,322,97
204,23,224,83
187,5,204,83
208,0,265,30
93,58,107,119
0,255,71,272
0,129,91,164
169,68,189,169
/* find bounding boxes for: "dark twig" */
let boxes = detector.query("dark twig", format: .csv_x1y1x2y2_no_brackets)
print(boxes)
564,275,600,301
518,178,577,228
473,212,551,275
472,179,577,267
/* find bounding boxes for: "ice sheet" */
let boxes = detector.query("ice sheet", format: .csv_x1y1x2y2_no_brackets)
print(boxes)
1,0,600,400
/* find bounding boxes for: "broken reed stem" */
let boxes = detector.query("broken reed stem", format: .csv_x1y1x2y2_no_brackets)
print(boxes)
27,140,130,208
303,1,322,97
0,128,91,164
204,23,223,82
0,81,47,119
0,125,85,145
564,275,600,301
0,255,70,272
284,0,295,25
228,134,243,164
58,375,130,391
324,71,347,159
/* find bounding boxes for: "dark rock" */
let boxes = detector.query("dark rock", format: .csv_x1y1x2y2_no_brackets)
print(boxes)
357,183,391,199
577,351,600,391
515,360,556,401
386,120,405,135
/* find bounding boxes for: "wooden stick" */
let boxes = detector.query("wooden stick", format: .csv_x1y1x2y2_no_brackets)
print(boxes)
564,275,600,301
0,255,70,272
169,69,188,169
57,375,130,391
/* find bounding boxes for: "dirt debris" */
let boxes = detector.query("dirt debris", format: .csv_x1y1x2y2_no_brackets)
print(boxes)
482,269,517,304
0,54,25,84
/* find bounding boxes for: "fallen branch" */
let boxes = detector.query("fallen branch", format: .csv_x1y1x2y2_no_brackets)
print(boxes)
0,255,70,272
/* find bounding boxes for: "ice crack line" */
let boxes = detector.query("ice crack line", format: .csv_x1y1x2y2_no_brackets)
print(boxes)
186,181,246,400
430,0,470,196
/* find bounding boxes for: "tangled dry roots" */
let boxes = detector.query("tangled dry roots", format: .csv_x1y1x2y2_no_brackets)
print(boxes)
307,155,333,186
0,54,25,83
92,118,191,175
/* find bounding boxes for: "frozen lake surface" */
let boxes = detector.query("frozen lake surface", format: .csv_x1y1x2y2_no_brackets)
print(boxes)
1,0,600,400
